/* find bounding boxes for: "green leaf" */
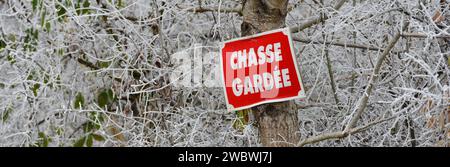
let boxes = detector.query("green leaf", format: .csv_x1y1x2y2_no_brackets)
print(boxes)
45,22,51,32
56,3,67,22
117,0,124,8
233,109,250,131
0,39,6,51
74,92,85,109
2,107,12,123
73,137,86,147
64,0,73,6
94,122,101,130
43,74,49,84
91,134,105,141
97,88,114,108
27,71,35,80
33,29,39,40
83,122,94,132
40,8,46,27
5,57,15,66
57,48,64,56
107,89,114,100
38,132,49,147
32,0,39,11
448,57,450,67
82,0,91,14
132,71,141,79
55,128,64,136
32,83,40,97
75,1,81,15
97,61,111,68
24,28,38,51
86,134,93,147
97,92,108,108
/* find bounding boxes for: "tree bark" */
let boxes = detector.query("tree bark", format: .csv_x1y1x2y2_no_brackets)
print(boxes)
241,0,300,147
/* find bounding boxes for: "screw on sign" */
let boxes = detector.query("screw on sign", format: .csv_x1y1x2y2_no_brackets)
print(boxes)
220,28,306,111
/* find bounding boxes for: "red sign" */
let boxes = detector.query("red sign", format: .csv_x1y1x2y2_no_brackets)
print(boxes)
220,28,306,111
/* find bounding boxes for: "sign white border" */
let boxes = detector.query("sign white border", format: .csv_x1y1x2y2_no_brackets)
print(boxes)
220,28,306,111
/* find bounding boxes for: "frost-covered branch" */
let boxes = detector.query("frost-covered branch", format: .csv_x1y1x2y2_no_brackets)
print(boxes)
344,20,410,131
290,0,347,33
297,115,397,147
296,20,412,146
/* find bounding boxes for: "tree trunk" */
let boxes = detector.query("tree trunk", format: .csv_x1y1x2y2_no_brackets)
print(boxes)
240,0,300,147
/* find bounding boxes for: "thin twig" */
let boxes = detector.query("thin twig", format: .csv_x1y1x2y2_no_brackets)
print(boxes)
178,4,297,16
297,115,397,146
293,37,403,54
290,0,347,33
344,21,410,131
351,0,357,94
75,55,123,83
177,4,242,15
401,32,450,38
325,47,339,105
